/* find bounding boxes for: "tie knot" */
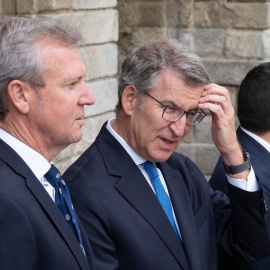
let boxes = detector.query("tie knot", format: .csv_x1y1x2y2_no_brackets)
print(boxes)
142,161,159,180
44,164,62,187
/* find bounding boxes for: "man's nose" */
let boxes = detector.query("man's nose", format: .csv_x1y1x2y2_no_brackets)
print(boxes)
80,82,95,105
168,114,187,137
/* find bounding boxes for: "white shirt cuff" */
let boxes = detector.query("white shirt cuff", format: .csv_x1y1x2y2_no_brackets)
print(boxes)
226,167,259,192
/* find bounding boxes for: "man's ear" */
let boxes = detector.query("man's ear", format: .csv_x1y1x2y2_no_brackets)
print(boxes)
7,80,31,115
121,85,138,116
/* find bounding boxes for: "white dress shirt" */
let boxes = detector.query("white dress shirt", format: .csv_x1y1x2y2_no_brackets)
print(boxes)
0,129,55,201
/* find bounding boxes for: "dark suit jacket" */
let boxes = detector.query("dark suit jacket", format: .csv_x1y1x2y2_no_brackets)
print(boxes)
209,127,270,270
0,139,94,270
64,123,270,270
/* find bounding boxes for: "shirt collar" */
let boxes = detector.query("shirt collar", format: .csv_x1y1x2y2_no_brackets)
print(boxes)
106,118,146,165
240,126,270,153
0,129,51,179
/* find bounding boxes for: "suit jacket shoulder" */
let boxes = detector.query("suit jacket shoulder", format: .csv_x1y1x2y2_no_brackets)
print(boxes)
0,139,92,270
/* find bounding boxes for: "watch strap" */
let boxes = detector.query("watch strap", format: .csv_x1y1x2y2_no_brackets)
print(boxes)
223,149,251,175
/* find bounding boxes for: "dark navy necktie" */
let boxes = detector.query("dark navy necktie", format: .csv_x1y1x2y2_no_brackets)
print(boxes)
142,161,182,243
45,164,85,253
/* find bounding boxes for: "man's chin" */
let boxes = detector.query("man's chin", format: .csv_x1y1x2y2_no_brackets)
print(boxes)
150,152,173,163
71,132,83,144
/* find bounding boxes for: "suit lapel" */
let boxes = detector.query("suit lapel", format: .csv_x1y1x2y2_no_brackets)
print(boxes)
0,140,90,270
237,127,270,171
97,125,190,270
237,127,270,197
26,172,90,269
159,162,201,270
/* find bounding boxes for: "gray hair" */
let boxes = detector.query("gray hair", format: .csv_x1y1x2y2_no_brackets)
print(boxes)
116,38,211,115
0,16,83,120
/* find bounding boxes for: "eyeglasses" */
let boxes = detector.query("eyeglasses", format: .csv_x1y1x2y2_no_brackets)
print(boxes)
145,92,206,126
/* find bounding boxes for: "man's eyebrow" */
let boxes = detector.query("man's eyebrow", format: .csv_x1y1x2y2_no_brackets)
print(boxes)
64,75,85,84
159,98,178,106
160,99,198,112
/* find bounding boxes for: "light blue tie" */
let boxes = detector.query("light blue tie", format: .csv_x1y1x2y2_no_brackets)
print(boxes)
142,161,182,242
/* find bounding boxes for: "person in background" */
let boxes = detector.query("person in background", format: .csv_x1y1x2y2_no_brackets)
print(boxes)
0,16,95,270
64,39,270,270
210,62,270,270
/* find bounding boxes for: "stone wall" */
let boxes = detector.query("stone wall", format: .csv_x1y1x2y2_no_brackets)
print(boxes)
1,0,269,177
117,0,270,178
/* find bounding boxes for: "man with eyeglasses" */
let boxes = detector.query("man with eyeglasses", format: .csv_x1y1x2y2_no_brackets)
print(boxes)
64,39,270,270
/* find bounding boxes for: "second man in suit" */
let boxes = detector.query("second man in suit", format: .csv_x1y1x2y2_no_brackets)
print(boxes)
64,39,270,270
210,62,270,270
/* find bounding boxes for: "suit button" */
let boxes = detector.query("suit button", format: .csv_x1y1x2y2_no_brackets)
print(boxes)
261,199,268,213
263,199,268,213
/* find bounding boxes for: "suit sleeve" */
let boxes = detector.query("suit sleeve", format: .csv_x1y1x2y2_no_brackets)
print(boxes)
211,182,270,261
68,182,120,270
209,156,229,196
0,194,37,270
179,155,270,262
